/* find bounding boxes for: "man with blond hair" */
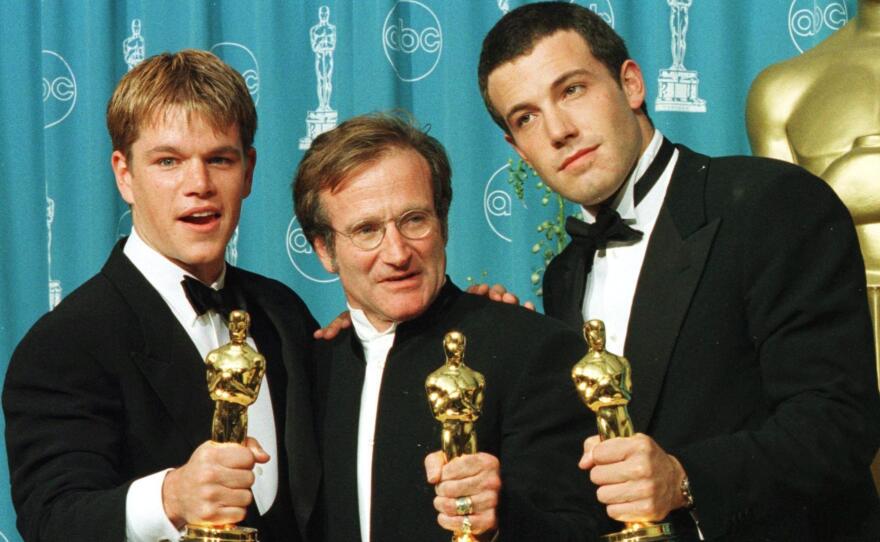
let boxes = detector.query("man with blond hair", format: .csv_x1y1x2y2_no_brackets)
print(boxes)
3,50,318,542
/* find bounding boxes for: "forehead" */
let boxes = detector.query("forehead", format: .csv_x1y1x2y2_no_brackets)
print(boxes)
134,108,242,148
321,147,434,222
487,31,604,104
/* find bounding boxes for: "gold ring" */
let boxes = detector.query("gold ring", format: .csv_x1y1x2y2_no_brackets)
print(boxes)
461,515,472,534
455,496,474,515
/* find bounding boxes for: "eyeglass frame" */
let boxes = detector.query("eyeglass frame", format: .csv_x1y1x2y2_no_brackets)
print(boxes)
327,208,439,251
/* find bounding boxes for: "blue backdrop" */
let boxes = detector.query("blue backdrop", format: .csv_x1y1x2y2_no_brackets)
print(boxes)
0,0,855,537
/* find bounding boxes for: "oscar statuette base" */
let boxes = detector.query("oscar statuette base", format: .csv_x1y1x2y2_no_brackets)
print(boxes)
601,521,675,542
181,525,259,542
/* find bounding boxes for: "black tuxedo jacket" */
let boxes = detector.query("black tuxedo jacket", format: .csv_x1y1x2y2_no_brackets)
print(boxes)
310,281,596,542
3,240,320,542
543,145,880,540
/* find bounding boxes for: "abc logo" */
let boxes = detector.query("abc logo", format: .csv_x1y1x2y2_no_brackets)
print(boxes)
585,1,615,28
788,0,848,53
483,163,522,243
286,216,338,284
42,50,77,129
382,0,443,82
211,42,260,105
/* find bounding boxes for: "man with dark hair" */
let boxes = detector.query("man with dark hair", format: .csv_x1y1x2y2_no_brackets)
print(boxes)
479,2,880,540
294,113,595,542
3,50,319,542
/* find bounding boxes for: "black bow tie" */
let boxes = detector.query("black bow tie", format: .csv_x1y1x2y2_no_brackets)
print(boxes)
181,275,240,319
565,208,643,252
564,137,675,267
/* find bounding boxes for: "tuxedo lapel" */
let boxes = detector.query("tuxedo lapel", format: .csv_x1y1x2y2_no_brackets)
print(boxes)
543,244,587,329
101,241,213,448
237,272,321,537
625,147,720,432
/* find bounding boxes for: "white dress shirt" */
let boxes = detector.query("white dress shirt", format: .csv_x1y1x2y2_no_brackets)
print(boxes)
349,307,397,542
581,129,679,353
122,228,278,542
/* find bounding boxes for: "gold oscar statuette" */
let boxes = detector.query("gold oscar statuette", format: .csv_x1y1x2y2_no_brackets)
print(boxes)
426,331,485,542
182,310,265,542
572,320,675,542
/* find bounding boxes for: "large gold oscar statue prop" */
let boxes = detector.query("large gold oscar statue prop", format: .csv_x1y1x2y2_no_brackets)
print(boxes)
746,0,880,387
426,331,485,542
572,320,675,542
182,310,266,542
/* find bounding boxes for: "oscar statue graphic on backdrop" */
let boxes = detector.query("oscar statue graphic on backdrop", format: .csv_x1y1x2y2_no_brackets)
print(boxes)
45,194,61,310
123,19,145,71
656,0,706,113
426,331,485,542
182,310,265,542
746,0,880,388
572,320,675,542
299,5,338,150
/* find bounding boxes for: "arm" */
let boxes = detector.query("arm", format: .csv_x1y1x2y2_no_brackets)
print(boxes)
496,327,598,541
676,169,880,536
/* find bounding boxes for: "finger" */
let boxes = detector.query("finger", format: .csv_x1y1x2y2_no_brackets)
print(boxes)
314,311,353,339
591,437,637,465
436,510,497,535
595,480,648,505
440,453,498,480
589,461,634,487
579,435,601,470
433,491,498,516
244,437,270,463
524,300,536,311
425,451,447,484
210,442,259,470
435,471,501,499
500,292,520,305
466,284,489,295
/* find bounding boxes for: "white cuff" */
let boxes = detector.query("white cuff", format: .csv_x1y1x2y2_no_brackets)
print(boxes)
125,469,183,542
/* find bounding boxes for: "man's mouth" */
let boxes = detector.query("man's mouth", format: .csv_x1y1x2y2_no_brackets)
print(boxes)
559,145,598,171
180,209,221,226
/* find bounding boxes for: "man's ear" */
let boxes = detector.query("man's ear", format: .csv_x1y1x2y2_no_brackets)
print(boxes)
313,236,338,274
619,59,646,112
242,147,256,198
111,150,135,205
504,133,531,168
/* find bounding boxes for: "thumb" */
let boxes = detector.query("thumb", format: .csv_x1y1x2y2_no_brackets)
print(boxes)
245,436,270,463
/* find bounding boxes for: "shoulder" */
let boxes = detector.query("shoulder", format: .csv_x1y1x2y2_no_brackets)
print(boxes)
231,267,318,329
452,294,586,360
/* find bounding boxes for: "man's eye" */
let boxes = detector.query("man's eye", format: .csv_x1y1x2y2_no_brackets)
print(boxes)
564,84,584,97
208,156,234,165
158,158,177,167
515,113,534,128
401,212,428,226
352,223,382,237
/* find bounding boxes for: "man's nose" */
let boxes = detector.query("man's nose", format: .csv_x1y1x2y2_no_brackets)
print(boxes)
184,160,216,196
379,223,413,266
545,106,578,148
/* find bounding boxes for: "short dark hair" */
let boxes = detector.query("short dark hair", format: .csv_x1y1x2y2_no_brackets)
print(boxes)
293,112,453,252
478,1,645,134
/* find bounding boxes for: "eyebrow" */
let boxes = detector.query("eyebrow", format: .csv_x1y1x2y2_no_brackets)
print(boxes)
504,68,592,125
145,145,242,156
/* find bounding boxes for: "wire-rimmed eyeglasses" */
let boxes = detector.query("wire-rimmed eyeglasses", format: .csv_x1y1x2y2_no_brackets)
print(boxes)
332,209,437,250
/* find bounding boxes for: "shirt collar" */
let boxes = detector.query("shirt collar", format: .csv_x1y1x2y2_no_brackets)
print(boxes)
122,227,227,326
349,304,398,344
581,129,665,225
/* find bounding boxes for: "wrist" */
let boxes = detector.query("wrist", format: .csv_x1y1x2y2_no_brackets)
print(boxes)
668,455,693,510
161,468,185,528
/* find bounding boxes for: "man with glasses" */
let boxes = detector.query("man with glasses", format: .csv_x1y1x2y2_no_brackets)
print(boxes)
293,113,596,542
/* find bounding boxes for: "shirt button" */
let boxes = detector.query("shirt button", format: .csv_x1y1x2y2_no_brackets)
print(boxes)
255,466,263,476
